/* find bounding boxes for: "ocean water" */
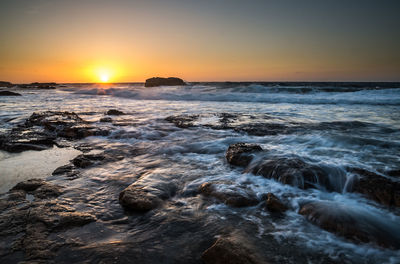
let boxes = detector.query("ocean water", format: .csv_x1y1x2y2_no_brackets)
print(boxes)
0,82,400,263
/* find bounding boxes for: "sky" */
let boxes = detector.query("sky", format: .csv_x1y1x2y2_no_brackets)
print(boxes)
0,0,399,83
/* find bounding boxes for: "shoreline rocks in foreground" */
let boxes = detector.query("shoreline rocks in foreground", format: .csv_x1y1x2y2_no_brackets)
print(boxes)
145,77,186,87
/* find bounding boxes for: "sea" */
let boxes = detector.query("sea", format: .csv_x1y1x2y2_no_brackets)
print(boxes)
0,82,399,263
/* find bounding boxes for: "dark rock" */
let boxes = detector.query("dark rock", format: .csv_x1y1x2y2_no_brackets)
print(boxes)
299,201,400,249
106,109,125,115
234,123,289,136
248,157,340,191
52,164,74,175
202,236,268,264
11,178,63,199
0,90,21,96
265,193,287,213
387,169,400,178
72,152,123,168
165,114,199,128
11,179,46,192
199,182,259,207
349,167,400,207
33,184,63,199
119,185,162,212
99,117,112,122
0,111,109,153
226,143,263,167
0,81,13,87
145,77,186,87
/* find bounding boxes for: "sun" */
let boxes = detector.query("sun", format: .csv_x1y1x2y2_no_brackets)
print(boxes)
96,68,112,83
100,73,110,83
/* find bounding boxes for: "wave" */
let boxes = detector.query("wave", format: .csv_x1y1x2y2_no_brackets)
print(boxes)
68,84,400,105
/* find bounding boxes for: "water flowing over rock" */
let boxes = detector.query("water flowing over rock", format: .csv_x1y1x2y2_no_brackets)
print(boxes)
226,143,263,167
349,167,400,207
299,201,400,249
0,90,21,96
199,182,259,207
247,156,344,192
264,193,287,213
145,77,186,87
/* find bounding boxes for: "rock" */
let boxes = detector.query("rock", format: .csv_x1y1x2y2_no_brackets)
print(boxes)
199,182,259,207
0,81,13,88
248,156,340,192
226,143,263,167
11,178,63,199
106,109,125,115
299,201,400,249
145,77,186,87
202,236,268,264
349,167,400,207
100,117,112,122
52,164,74,175
119,185,162,212
0,90,21,96
0,111,109,153
265,193,287,213
33,184,63,199
0,184,95,262
11,179,46,192
72,152,124,168
386,169,400,178
165,115,199,128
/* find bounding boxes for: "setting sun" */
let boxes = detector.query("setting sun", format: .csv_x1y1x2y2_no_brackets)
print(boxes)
100,73,110,83
96,68,113,83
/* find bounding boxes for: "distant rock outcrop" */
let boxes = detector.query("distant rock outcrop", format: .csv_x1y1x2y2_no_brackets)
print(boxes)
0,81,13,88
0,91,21,96
145,77,186,87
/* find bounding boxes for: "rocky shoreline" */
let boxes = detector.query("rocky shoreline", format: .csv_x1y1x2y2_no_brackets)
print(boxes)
0,110,399,263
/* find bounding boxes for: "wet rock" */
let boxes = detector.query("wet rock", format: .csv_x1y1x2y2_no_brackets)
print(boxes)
0,186,95,262
145,77,186,87
248,156,338,191
33,184,63,199
119,185,162,212
226,143,263,167
299,201,400,249
106,109,125,115
0,90,21,96
72,152,124,168
386,169,400,178
52,164,74,175
11,178,63,199
199,182,259,207
0,111,109,153
349,167,400,207
265,193,287,213
202,236,268,264
234,123,289,136
11,178,46,192
100,117,113,122
165,114,199,128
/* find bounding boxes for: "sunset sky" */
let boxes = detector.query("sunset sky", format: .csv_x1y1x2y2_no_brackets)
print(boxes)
1,0,399,83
